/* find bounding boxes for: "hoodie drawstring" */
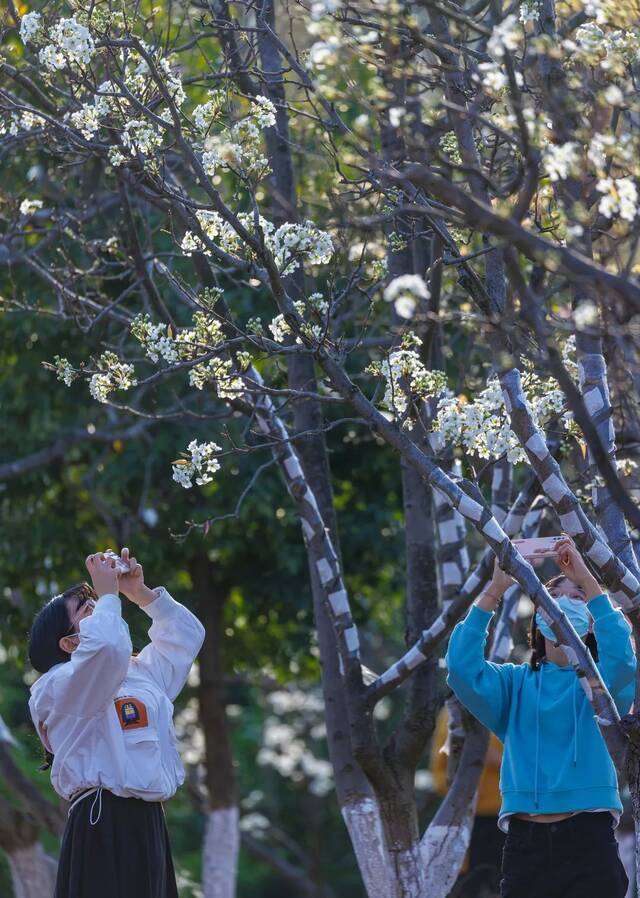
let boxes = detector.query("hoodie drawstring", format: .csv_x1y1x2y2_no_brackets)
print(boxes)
90,786,103,825
534,663,542,809
572,681,578,766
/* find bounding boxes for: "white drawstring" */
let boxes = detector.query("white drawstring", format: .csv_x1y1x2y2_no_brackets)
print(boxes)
89,786,103,825
67,786,103,825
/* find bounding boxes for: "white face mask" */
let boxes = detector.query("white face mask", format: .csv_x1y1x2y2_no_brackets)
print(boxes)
535,594,591,641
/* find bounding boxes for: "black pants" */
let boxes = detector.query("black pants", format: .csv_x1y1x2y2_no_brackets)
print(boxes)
456,815,505,897
54,788,179,898
500,811,629,898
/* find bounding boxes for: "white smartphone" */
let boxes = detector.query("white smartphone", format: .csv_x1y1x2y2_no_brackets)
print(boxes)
102,549,131,574
513,536,564,558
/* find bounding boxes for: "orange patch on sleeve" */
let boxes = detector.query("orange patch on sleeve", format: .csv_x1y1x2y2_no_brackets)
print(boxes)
114,696,149,730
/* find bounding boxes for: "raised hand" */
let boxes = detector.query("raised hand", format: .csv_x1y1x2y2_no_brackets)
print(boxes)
116,547,146,602
85,552,120,598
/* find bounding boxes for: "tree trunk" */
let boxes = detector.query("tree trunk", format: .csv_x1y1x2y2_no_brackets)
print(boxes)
191,556,239,898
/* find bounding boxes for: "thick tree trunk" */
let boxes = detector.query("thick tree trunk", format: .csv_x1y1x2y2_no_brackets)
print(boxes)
0,792,58,898
191,556,239,898
6,842,58,898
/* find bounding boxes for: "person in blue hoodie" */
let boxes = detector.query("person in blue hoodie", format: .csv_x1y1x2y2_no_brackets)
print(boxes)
446,533,636,898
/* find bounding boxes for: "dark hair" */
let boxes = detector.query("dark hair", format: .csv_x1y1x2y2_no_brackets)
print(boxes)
28,582,98,770
529,574,598,671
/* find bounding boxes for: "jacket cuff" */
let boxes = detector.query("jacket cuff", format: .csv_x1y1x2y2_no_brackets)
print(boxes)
94,593,122,616
142,586,176,620
586,593,613,619
464,604,494,633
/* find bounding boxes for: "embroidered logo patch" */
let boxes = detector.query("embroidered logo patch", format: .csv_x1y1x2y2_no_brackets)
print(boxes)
114,696,149,730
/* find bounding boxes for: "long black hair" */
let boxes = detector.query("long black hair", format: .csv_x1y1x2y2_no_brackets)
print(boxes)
529,574,598,671
28,582,98,769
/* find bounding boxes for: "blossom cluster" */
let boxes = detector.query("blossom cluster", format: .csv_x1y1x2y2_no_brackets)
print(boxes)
433,340,577,463
596,177,638,222
256,688,334,797
88,351,138,403
172,439,222,488
50,354,80,387
181,212,333,275
20,14,95,72
368,333,448,421
196,94,276,181
268,293,329,344
382,274,430,320
130,310,245,398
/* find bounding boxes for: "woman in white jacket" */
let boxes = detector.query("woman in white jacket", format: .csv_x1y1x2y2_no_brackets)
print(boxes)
27,549,205,898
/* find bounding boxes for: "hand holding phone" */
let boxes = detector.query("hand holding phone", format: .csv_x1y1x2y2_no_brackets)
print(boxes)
513,536,564,567
102,549,131,575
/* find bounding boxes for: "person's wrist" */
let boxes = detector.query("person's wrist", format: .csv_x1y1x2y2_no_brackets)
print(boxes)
580,574,602,601
126,584,159,607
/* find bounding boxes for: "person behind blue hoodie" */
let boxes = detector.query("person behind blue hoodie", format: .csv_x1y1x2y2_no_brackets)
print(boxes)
446,534,636,898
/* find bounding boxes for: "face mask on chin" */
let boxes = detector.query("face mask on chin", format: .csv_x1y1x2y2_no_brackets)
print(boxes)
535,594,592,642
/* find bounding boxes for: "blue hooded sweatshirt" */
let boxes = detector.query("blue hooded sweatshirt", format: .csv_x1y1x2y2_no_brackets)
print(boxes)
446,593,636,828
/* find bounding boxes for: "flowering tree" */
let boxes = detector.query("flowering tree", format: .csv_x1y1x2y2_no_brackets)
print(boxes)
4,0,640,895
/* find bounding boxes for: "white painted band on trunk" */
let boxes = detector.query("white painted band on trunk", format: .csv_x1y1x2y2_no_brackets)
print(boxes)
482,517,506,542
344,626,360,655
438,519,460,545
283,454,302,481
458,494,483,522
316,558,334,584
203,806,239,898
525,432,548,460
301,518,315,542
403,644,428,670
442,562,463,585
584,387,604,416
328,588,350,616
542,473,569,503
586,540,614,566
559,511,583,534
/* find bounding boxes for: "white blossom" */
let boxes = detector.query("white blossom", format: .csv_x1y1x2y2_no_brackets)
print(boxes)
487,14,522,60
39,18,95,72
19,198,42,216
250,95,277,129
19,12,42,45
542,142,580,182
271,221,334,271
307,37,341,69
172,439,222,488
596,177,638,221
88,351,138,403
383,274,430,320
519,1,540,23
121,120,163,158
310,0,342,19
51,355,78,387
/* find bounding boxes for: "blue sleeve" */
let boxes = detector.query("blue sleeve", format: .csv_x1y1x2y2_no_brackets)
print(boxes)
445,604,514,741
588,593,636,716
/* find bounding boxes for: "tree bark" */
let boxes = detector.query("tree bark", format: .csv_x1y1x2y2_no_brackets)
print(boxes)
191,556,239,898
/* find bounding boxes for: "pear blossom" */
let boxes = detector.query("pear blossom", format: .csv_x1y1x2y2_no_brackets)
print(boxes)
38,18,95,72
542,142,580,182
19,12,42,45
19,198,43,216
172,439,222,488
596,177,638,221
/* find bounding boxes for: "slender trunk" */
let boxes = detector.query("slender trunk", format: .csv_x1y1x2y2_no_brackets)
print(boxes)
192,557,239,898
256,7,390,893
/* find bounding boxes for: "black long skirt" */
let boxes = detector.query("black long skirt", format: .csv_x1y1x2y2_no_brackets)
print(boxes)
54,788,179,898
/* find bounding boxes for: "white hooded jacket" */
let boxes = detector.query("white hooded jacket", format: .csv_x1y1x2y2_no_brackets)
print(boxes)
28,587,205,802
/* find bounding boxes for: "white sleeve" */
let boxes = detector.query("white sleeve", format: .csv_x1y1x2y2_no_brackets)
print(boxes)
132,587,205,701
38,594,132,721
